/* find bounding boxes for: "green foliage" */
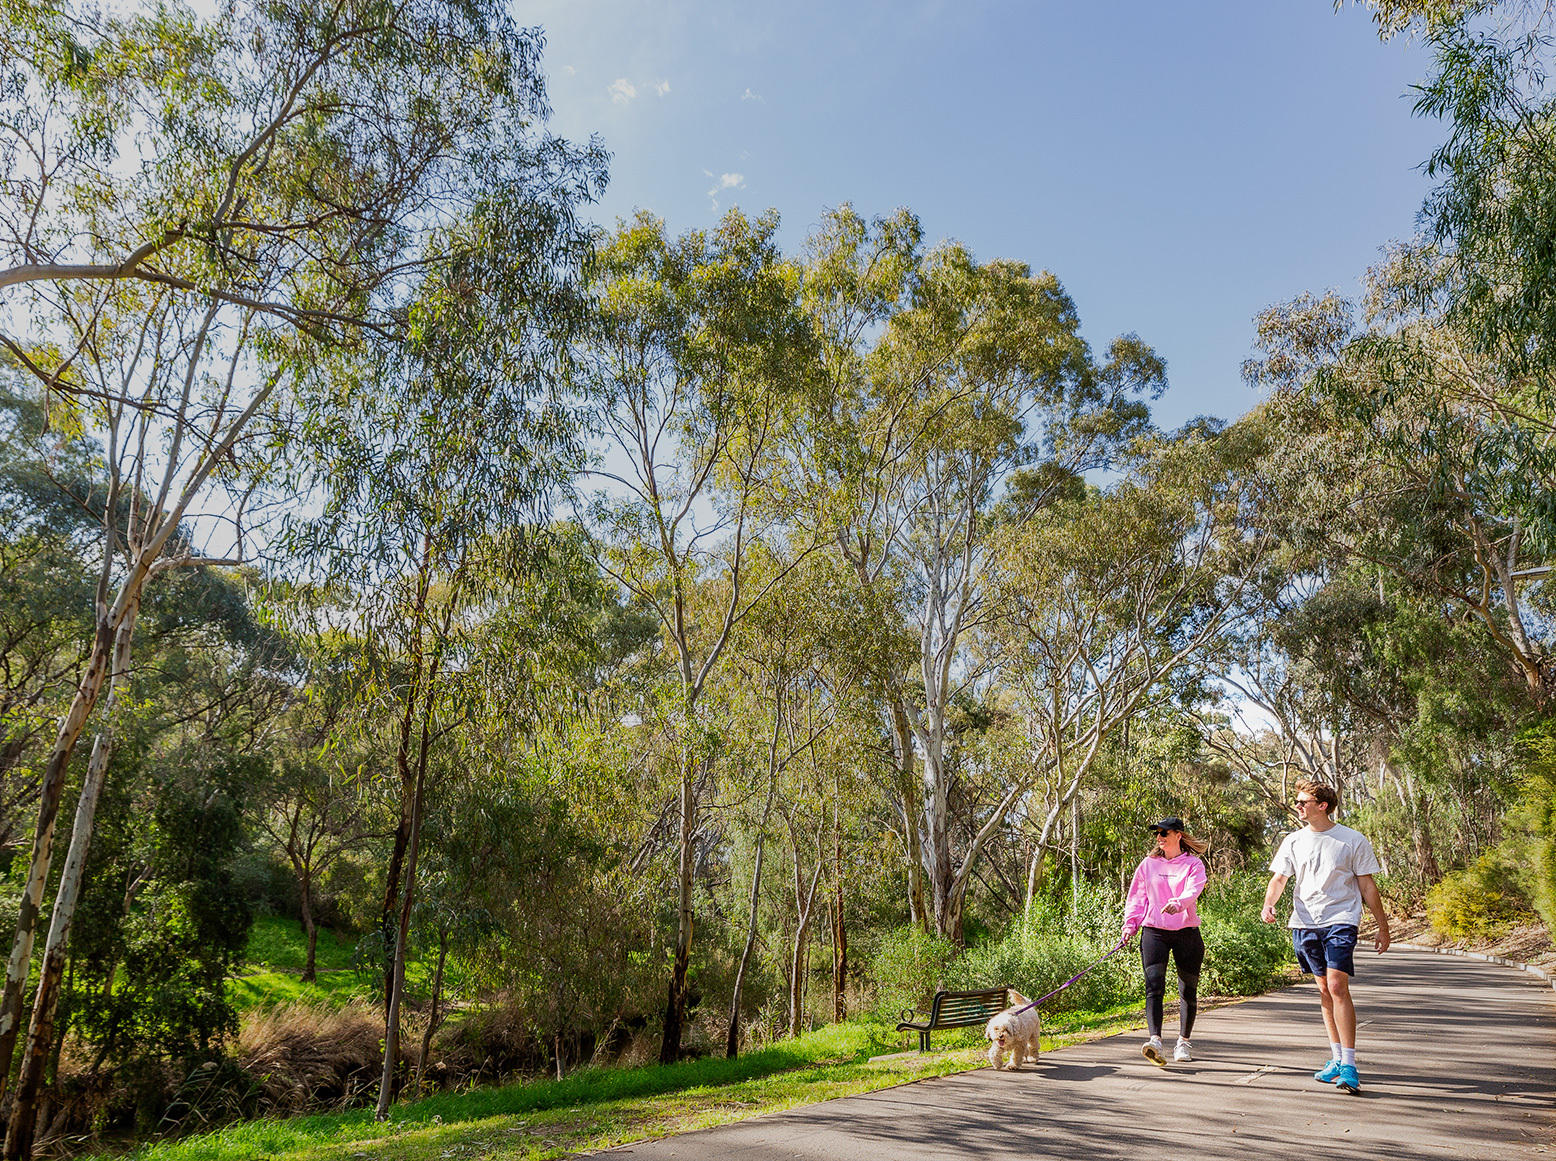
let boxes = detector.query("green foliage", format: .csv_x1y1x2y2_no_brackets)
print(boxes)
946,929,1137,1016
943,876,1290,1014
1503,718,1556,933
868,927,955,1020
1195,874,1297,994
68,750,256,1066
1425,846,1534,940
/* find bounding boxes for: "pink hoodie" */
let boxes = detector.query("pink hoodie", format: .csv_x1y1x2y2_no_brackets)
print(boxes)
1121,852,1207,938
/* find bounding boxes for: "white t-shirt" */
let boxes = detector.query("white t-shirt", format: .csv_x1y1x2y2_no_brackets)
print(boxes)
1269,823,1382,929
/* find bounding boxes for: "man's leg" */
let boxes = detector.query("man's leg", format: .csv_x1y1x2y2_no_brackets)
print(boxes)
1323,969,1356,1048
1320,965,1363,1092
1314,970,1344,1047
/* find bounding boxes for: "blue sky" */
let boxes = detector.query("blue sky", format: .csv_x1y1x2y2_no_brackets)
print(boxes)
528,1,1442,429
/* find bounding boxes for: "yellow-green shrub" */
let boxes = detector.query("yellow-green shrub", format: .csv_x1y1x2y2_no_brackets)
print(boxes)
1425,847,1534,941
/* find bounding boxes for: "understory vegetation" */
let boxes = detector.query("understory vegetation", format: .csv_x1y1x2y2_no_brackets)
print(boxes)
2,0,1555,1156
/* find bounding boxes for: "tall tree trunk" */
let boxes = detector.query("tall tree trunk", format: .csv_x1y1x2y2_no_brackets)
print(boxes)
1069,793,1080,910
787,842,823,1039
379,539,433,1018
413,931,449,1096
659,753,697,1064
0,616,114,1103
831,799,846,1024
5,598,138,1159
299,869,318,984
374,736,428,1121
890,701,928,931
1024,845,1046,923
375,590,451,1122
727,723,781,1058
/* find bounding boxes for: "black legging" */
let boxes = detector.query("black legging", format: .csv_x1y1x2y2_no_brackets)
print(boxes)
1140,925,1205,1040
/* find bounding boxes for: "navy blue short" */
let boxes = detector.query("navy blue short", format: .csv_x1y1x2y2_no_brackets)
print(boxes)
1292,925,1359,976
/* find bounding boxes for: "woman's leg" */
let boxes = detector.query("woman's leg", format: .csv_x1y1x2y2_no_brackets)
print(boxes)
1172,928,1206,1039
1140,927,1170,1039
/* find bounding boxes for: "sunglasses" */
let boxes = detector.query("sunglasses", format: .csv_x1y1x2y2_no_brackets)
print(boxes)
1294,797,1318,807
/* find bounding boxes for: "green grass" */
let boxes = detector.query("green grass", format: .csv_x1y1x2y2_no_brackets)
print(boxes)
228,969,370,1009
228,917,370,1011
244,916,359,973
116,1000,1191,1161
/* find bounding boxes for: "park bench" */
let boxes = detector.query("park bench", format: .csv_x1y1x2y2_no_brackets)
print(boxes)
895,987,1011,1052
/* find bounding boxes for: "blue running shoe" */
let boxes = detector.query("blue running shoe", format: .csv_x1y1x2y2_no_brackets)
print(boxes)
1313,1059,1343,1084
1334,1063,1362,1093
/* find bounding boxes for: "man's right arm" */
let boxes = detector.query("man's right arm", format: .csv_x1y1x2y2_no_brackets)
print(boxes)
1261,873,1289,924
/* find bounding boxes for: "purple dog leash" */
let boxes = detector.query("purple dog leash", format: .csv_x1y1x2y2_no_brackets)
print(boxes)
1009,937,1130,1016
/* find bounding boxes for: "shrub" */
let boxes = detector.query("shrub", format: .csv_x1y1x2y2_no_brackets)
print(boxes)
869,927,955,1020
1199,918,1291,995
1195,872,1293,994
1426,846,1534,941
944,928,1137,1015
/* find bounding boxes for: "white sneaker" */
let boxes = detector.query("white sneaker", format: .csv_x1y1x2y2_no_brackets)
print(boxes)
1141,1037,1166,1067
1174,1038,1193,1062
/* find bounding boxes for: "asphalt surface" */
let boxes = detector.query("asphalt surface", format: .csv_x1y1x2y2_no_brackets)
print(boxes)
601,948,1556,1160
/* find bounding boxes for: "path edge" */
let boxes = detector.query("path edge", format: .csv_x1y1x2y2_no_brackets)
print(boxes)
1396,939,1556,993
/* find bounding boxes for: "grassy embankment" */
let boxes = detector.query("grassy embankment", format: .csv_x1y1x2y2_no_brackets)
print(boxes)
126,1006,1150,1161
174,915,1277,1161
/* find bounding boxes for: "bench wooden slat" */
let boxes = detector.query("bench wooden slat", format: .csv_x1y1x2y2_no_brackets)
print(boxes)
894,987,1012,1052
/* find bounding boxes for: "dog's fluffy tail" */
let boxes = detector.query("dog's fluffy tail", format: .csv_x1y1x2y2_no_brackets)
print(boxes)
1007,990,1029,1007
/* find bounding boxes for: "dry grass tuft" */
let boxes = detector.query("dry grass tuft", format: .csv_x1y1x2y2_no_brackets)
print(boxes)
237,999,401,1114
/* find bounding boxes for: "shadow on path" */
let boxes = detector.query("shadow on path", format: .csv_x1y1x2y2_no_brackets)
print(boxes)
598,950,1556,1160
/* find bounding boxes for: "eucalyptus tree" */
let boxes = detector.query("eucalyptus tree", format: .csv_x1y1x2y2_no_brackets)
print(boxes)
282,195,598,1116
1243,250,1554,709
797,206,1165,942
0,0,605,1145
985,431,1265,916
718,552,836,1055
582,209,816,1062
1391,1,1556,395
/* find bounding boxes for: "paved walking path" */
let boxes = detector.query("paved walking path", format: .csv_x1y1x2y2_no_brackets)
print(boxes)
605,949,1555,1160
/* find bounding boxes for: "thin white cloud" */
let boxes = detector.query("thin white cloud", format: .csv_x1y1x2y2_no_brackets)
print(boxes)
741,87,763,102
654,79,671,97
707,172,746,210
608,78,638,104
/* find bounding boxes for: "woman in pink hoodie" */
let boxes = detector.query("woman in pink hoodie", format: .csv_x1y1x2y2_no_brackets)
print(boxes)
1120,817,1209,1066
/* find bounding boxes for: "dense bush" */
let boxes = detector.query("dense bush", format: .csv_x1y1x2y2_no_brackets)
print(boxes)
1426,845,1534,941
868,927,955,1020
945,928,1137,1015
910,875,1291,1020
946,884,1135,1014
1196,873,1294,994
1199,919,1292,994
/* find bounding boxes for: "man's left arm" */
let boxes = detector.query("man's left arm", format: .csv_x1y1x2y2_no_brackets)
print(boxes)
1357,873,1390,954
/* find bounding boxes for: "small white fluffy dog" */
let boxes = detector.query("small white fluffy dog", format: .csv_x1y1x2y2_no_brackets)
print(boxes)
984,991,1041,1070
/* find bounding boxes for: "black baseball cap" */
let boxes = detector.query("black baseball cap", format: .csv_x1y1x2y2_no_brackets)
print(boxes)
1149,817,1185,834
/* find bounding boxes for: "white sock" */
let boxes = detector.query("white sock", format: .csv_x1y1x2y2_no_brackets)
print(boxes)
1340,1047,1356,1067
1329,1041,1341,1062
1149,1035,1163,1046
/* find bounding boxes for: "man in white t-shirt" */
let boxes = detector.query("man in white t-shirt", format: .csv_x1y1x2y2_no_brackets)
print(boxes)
1262,778,1390,1095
